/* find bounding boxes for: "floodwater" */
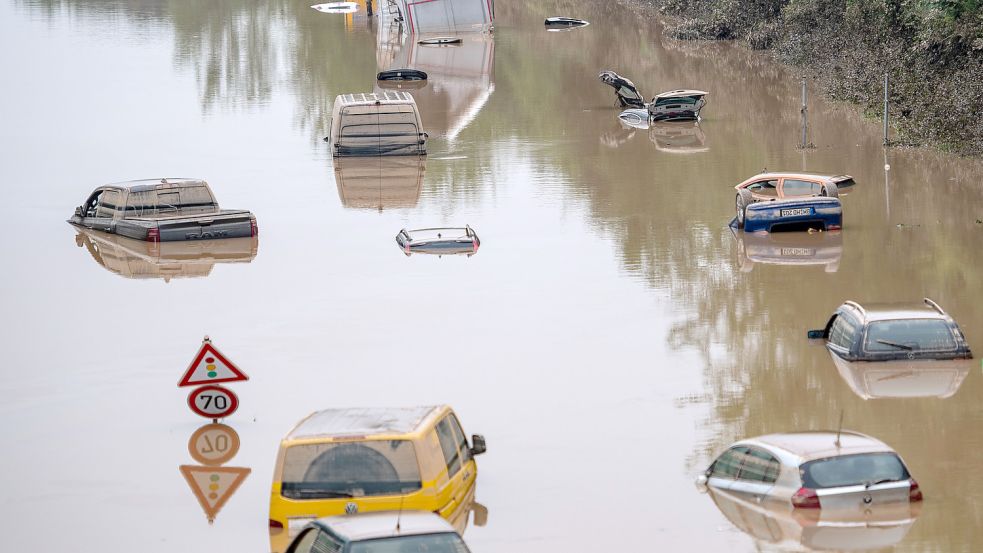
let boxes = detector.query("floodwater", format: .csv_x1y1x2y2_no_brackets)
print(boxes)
2,0,983,551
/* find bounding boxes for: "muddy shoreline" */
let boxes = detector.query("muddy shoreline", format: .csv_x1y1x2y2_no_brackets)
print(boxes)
621,0,983,157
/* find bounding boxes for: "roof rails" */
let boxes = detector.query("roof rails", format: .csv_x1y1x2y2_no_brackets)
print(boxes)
843,300,866,317
923,297,945,315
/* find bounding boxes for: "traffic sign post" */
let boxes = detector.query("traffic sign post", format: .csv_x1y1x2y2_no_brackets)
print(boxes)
180,336,248,421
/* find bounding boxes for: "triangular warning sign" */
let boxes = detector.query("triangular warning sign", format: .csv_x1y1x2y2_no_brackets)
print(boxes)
180,465,251,522
179,340,249,387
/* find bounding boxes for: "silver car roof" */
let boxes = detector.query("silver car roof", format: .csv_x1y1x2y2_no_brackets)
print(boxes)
736,431,895,466
318,511,457,542
841,298,949,322
286,406,439,440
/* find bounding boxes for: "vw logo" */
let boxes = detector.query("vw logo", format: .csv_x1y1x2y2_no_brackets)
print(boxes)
345,502,359,514
863,494,873,504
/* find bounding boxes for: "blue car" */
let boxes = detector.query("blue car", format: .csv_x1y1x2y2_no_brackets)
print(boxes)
740,197,842,232
733,172,853,232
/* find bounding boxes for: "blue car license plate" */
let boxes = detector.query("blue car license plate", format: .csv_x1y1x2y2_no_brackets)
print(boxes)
780,207,812,217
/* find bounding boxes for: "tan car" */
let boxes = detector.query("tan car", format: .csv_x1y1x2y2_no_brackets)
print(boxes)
734,172,855,231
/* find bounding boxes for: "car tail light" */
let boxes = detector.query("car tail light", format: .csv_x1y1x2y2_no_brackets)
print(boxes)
147,228,160,243
472,239,479,251
909,479,923,502
250,217,258,237
792,487,821,509
269,519,284,529
827,224,842,230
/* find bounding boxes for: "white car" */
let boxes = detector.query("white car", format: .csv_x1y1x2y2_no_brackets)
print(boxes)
286,511,471,553
698,431,922,510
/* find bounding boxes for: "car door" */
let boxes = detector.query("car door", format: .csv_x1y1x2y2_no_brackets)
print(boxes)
728,447,779,501
433,414,467,520
92,188,122,232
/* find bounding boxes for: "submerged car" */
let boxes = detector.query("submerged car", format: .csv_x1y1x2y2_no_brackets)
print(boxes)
734,172,855,232
327,92,428,157
75,228,258,281
648,89,708,121
396,226,480,256
809,298,973,362
376,69,428,82
545,17,590,30
698,431,923,510
707,485,920,551
731,225,842,272
268,406,486,552
285,511,471,553
68,178,257,242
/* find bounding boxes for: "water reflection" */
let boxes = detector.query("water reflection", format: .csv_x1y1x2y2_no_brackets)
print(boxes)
74,229,258,281
334,157,425,210
649,121,707,154
708,488,921,551
376,34,494,141
180,423,250,523
829,352,972,400
731,228,842,273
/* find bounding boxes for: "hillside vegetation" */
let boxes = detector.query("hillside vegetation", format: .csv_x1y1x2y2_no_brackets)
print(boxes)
652,0,983,155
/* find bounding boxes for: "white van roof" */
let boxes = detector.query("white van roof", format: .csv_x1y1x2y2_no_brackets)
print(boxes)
335,91,418,107
286,406,440,440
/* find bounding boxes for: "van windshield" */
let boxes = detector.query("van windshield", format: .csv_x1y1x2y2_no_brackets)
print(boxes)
280,440,422,499
801,453,910,489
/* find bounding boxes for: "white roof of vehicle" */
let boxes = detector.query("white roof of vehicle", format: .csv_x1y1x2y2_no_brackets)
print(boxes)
102,178,205,190
286,406,440,441
846,300,949,322
739,431,894,464
335,91,418,107
319,511,457,541
655,89,708,99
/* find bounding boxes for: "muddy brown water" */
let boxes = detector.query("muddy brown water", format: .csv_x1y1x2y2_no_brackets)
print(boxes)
2,0,983,551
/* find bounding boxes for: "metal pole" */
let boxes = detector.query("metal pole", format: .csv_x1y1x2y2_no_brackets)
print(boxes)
883,73,889,146
801,77,808,149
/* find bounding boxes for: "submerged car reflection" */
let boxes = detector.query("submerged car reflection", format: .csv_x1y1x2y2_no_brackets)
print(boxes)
75,228,258,281
285,512,472,553
698,431,923,511
731,226,842,272
708,485,920,551
334,157,425,210
829,352,972,399
648,121,708,153
269,406,486,553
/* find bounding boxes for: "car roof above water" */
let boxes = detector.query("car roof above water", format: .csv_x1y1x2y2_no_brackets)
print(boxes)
739,430,894,464
101,177,206,192
315,511,457,542
285,406,441,441
841,299,950,322
334,91,418,107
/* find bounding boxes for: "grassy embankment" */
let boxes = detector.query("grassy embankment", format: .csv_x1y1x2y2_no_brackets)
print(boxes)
650,0,983,156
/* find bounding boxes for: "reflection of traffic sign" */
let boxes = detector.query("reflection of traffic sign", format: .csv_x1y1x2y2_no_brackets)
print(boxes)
188,423,241,466
179,465,251,522
178,338,249,387
188,385,239,419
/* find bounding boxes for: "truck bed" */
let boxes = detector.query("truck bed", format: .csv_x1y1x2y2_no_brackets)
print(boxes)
117,209,255,241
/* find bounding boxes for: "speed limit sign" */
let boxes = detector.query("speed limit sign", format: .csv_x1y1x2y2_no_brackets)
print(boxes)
188,385,239,419
188,423,241,465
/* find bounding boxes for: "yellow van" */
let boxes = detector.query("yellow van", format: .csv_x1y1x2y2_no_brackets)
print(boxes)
268,405,486,551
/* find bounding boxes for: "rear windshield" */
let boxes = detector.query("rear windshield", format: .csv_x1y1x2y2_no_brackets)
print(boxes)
349,533,469,553
280,440,421,499
125,186,217,217
863,319,957,352
801,453,910,489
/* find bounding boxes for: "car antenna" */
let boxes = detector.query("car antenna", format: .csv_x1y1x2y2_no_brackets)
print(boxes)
396,495,405,533
834,409,844,448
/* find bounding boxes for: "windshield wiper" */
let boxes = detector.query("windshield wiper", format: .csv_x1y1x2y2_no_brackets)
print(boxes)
288,489,354,498
876,339,914,351
865,478,898,488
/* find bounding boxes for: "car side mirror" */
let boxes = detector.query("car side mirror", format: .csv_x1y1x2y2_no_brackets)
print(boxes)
470,434,486,456
807,329,825,339
695,474,709,487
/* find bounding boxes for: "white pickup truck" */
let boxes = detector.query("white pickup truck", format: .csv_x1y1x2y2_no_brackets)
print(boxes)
68,178,257,242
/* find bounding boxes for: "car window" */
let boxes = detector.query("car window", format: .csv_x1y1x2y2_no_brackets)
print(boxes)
178,185,218,214
738,448,780,483
280,440,422,499
288,529,318,553
710,446,748,478
435,416,463,477
864,319,957,352
801,453,910,489
96,189,121,218
312,531,343,553
828,314,858,350
782,179,821,196
348,532,469,553
747,180,779,197
447,414,472,465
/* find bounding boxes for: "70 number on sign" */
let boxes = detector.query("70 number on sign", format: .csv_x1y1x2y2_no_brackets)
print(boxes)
188,385,239,419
